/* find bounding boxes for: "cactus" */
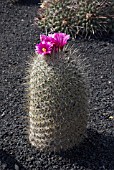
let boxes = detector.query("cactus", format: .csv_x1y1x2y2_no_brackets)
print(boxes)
36,0,114,38
75,0,114,38
36,0,77,38
26,33,89,152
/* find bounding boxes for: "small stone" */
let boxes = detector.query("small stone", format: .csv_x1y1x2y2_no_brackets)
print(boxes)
108,80,112,84
109,116,114,120
102,112,110,116
2,163,7,169
1,112,5,118
15,164,19,170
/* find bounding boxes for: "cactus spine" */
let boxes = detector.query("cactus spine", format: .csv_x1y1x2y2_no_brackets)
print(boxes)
27,47,89,152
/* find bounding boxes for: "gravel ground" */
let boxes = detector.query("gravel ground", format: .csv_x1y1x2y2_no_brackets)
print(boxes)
0,0,114,170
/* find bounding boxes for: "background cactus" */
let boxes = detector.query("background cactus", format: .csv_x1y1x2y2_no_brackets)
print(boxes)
36,0,114,38
27,45,89,152
36,0,77,38
74,0,114,38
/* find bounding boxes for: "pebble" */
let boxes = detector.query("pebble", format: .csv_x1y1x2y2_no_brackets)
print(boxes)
109,116,114,120
1,112,5,118
108,80,112,84
15,164,19,170
2,163,7,169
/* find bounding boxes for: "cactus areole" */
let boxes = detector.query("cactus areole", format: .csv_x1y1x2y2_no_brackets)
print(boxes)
28,33,89,152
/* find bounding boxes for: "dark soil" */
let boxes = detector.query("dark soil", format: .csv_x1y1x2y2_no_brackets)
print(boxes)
0,0,114,169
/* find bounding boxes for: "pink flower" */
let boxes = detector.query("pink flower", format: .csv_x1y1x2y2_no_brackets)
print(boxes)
49,33,70,49
40,34,55,44
40,34,58,52
35,33,70,55
35,42,53,55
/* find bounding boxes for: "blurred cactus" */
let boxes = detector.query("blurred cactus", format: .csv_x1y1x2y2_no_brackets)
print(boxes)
36,0,114,38
74,0,114,38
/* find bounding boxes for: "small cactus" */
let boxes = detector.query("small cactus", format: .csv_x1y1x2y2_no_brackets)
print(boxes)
26,33,89,152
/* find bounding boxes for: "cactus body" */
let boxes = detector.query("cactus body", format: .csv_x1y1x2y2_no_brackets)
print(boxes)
28,50,88,152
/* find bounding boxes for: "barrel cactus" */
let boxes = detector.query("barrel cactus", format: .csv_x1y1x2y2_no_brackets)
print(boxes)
36,0,114,38
36,0,77,38
75,0,114,38
27,33,89,152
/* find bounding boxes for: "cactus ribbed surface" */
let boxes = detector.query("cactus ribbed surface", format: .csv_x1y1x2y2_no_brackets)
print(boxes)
28,50,89,152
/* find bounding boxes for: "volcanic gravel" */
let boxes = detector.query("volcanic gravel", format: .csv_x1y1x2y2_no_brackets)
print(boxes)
0,0,114,169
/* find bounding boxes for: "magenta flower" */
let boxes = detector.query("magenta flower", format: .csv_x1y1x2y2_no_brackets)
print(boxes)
40,34,57,52
40,34,55,44
35,33,70,55
35,42,53,55
49,33,70,49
